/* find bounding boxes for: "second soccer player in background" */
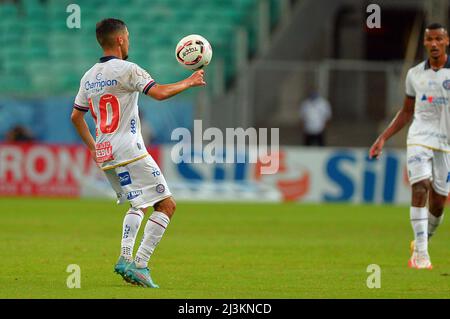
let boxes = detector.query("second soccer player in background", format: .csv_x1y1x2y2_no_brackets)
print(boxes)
370,23,450,269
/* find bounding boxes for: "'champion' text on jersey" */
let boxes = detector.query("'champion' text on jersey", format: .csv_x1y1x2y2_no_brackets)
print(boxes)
73,56,156,170
406,56,450,152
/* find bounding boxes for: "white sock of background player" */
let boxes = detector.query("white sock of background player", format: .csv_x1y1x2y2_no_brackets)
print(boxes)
121,207,145,262
134,211,170,268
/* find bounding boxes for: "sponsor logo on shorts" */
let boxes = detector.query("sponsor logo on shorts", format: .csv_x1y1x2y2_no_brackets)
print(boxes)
156,184,165,193
118,172,132,186
407,155,422,164
152,168,161,177
447,172,450,183
443,79,450,90
126,190,143,200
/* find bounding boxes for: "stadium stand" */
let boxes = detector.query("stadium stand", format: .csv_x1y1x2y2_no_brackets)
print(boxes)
0,0,283,95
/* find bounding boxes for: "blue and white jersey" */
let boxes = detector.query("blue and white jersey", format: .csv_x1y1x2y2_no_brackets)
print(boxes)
74,56,156,170
405,56,450,152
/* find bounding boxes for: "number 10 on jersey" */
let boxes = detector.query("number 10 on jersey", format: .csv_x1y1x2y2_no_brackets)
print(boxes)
89,94,121,134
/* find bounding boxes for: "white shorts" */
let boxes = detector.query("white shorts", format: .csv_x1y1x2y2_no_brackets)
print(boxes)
103,155,172,209
406,145,450,196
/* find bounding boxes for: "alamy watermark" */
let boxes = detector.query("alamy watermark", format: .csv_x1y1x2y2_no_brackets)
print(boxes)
66,4,81,29
366,264,381,289
171,120,280,175
366,4,381,29
66,264,81,288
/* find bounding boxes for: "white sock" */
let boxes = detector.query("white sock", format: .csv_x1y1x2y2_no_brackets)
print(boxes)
410,206,428,253
135,211,170,268
428,211,444,239
121,207,145,261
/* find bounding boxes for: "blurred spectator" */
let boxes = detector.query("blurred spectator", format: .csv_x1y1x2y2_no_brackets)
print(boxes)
5,125,35,142
298,89,332,146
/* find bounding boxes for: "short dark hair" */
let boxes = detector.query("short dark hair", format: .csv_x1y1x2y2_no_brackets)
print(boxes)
426,22,447,32
96,18,127,48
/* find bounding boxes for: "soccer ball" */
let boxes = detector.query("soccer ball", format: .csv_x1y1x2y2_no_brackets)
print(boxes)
175,34,213,70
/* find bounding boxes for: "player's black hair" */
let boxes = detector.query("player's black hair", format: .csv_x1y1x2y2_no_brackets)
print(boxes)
425,22,447,32
96,18,127,48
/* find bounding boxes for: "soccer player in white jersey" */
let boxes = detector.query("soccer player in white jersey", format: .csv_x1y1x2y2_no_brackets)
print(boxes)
369,23,450,269
70,18,206,287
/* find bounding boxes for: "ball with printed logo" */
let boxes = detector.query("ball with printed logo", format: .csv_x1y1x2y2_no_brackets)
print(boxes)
175,34,213,70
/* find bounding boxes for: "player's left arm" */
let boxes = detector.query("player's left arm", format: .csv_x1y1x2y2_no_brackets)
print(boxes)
146,70,206,101
71,109,97,161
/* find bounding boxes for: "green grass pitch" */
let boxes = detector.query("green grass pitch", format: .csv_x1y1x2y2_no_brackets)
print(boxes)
1,198,450,299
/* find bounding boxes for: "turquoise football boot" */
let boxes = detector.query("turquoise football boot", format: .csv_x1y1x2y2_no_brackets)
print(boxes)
114,256,133,283
124,262,159,288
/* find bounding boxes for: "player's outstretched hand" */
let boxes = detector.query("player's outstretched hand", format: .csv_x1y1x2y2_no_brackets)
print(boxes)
188,70,206,87
369,137,385,159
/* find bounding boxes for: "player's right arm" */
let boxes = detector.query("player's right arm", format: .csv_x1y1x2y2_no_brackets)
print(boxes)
71,78,97,162
368,96,415,159
71,108,97,162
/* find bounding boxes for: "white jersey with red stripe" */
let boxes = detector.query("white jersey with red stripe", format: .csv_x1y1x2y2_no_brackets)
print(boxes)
74,56,156,170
